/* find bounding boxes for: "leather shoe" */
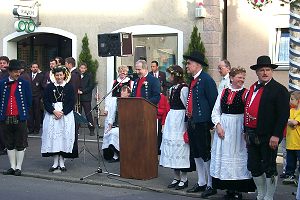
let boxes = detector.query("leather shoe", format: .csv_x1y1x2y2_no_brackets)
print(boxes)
187,183,207,193
3,168,15,175
108,158,119,163
0,149,7,155
167,179,180,188
14,169,22,176
60,167,67,172
175,180,188,190
48,166,59,172
89,130,95,136
201,186,217,198
280,173,288,179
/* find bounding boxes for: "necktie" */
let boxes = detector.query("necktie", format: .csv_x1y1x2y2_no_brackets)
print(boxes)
254,83,264,92
32,74,36,80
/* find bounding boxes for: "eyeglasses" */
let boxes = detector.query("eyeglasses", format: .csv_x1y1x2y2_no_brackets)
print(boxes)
217,65,226,70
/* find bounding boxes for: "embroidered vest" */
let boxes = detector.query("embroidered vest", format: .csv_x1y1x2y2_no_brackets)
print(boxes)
244,83,264,128
221,88,246,114
6,82,19,116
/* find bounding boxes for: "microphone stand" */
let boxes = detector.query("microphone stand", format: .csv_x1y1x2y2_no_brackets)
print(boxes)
80,75,131,180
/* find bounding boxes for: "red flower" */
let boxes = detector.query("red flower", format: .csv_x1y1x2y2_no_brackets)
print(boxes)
183,131,189,144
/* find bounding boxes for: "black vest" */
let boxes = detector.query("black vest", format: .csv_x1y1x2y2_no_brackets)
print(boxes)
221,88,246,114
169,83,188,110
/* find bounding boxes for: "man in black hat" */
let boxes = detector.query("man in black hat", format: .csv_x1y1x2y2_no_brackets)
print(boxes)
184,51,218,198
244,55,289,200
0,59,32,176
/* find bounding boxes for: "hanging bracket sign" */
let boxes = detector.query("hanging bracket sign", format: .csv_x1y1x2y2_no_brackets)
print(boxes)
12,1,41,33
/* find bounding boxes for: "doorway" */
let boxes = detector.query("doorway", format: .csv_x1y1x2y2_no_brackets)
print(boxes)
17,33,72,71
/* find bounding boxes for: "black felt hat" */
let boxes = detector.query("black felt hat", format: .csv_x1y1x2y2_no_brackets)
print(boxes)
183,51,208,67
7,59,22,71
250,56,278,70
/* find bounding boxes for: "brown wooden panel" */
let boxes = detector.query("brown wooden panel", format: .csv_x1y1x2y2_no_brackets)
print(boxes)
118,97,158,180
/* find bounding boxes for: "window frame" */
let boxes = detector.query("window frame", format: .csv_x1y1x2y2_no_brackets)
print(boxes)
274,27,289,70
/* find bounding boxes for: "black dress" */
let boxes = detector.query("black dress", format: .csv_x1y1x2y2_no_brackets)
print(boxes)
41,82,78,158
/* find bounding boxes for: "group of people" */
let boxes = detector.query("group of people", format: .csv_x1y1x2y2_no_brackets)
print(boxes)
0,52,292,200
159,53,289,200
0,56,96,175
101,53,290,200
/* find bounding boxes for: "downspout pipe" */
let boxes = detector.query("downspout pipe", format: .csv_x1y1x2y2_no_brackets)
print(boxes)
223,0,227,59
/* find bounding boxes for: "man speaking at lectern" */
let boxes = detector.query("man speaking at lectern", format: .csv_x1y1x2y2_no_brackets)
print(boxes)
131,60,161,105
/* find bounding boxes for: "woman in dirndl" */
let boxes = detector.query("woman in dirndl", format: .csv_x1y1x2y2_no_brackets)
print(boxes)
41,66,76,172
159,65,193,190
210,67,256,199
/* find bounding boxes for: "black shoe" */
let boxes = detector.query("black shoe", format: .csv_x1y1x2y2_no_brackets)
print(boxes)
201,186,217,198
89,130,95,136
27,130,34,135
167,179,180,188
280,173,288,179
48,166,59,172
108,158,119,163
224,191,242,200
224,190,235,199
3,168,15,175
186,183,207,193
60,167,67,172
14,169,22,176
0,149,7,155
175,180,188,190
233,192,242,200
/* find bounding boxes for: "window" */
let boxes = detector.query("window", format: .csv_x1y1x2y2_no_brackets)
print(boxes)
274,28,289,67
120,34,178,73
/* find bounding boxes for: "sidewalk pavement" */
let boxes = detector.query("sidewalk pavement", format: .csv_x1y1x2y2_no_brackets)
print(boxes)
0,127,297,199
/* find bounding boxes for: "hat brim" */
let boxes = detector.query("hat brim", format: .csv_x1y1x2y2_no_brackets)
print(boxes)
8,66,22,71
183,55,208,67
250,64,278,70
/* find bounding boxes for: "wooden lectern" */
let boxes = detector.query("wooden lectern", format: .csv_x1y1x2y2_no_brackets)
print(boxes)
118,97,158,180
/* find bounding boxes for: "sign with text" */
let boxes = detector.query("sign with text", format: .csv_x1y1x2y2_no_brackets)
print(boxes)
12,1,40,33
13,6,38,18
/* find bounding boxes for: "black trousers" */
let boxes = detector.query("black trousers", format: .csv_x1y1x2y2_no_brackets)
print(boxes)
1,121,28,151
187,121,211,161
157,119,162,155
80,101,95,131
247,136,278,178
27,96,41,133
0,128,5,150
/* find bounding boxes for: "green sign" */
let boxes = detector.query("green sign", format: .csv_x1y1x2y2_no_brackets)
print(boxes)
14,19,36,33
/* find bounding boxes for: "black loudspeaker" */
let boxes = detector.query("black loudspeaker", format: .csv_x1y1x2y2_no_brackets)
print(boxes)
98,33,133,57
